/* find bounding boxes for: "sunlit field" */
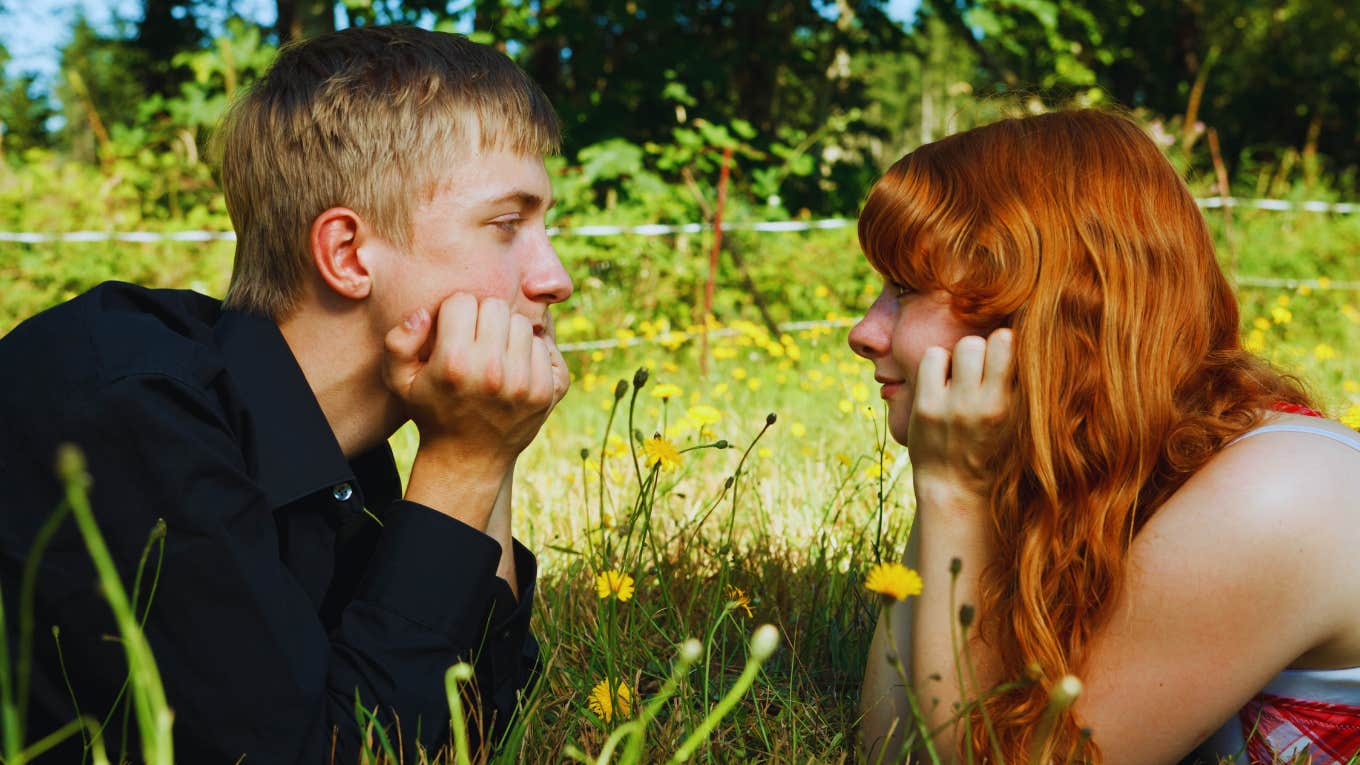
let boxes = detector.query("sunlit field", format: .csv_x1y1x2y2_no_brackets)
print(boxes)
4,210,1359,762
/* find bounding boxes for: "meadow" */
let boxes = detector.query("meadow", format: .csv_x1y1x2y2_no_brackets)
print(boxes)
2,156,1360,762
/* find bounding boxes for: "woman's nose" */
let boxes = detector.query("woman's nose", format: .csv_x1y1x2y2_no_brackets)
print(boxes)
848,293,893,359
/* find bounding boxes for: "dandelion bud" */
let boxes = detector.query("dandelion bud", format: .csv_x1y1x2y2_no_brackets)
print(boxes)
678,638,703,664
750,624,780,660
580,448,590,460
958,604,975,627
765,412,777,426
724,476,734,489
613,380,628,400
715,440,729,449
1049,675,1083,709
55,443,90,488
447,662,474,682
633,367,649,389
949,557,962,576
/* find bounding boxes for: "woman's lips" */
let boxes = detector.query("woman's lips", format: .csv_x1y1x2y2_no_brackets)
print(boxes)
880,382,903,399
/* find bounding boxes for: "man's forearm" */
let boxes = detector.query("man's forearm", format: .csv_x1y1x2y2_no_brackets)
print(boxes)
486,461,518,594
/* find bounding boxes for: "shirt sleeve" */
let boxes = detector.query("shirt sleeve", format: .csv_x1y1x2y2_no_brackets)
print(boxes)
26,373,536,763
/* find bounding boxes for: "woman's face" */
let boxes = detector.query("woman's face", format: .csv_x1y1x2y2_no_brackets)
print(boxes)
848,284,979,445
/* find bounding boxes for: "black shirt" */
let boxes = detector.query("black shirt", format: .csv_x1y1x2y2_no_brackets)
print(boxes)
0,282,536,763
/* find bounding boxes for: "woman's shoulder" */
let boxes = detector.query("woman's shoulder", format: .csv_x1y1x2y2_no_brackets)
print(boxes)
1153,411,1360,663
1206,411,1360,501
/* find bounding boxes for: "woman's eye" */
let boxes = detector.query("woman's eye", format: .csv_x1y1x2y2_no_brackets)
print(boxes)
889,282,910,298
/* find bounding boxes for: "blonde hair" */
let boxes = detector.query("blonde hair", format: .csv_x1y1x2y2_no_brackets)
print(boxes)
217,26,560,317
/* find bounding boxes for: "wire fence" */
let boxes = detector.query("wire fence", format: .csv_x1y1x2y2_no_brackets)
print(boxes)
2,194,1357,245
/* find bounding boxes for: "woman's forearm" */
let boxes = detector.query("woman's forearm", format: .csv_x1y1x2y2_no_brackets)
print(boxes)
910,481,998,760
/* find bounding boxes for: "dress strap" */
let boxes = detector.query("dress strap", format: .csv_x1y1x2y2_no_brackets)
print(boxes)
1230,424,1360,453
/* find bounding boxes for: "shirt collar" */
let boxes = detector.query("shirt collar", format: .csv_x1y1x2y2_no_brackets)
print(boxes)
214,309,359,509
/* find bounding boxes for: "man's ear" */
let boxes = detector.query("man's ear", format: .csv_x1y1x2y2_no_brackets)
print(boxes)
310,207,374,301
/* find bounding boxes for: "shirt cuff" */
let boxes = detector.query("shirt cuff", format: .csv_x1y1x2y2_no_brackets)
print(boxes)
486,539,537,638
354,499,503,646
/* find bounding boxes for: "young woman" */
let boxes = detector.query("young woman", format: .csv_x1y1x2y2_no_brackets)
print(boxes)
851,109,1360,764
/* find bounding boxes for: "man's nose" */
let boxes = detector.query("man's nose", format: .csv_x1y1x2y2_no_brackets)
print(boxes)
848,293,893,359
524,238,574,305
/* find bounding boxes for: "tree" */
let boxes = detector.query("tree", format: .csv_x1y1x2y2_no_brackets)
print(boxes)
0,44,55,157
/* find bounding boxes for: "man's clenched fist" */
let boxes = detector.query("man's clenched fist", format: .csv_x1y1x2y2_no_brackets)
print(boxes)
383,292,570,478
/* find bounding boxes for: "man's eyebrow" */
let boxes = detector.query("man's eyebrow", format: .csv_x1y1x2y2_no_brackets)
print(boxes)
478,191,555,211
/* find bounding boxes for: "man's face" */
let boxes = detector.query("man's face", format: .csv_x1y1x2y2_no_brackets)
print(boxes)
369,149,573,341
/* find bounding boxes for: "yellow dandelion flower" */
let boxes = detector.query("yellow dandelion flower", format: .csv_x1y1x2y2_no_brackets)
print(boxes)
713,346,739,360
790,422,807,438
1319,277,1333,289
1342,405,1360,431
687,405,722,427
838,399,853,414
605,433,629,457
757,447,772,459
1244,330,1266,353
1343,304,1360,323
864,464,883,479
650,383,684,400
1314,344,1337,361
1271,306,1293,325
1276,294,1291,307
592,350,606,362
1252,317,1271,332
815,285,831,298
851,383,870,402
587,679,632,722
1298,284,1313,296
643,436,683,471
732,367,748,381
1343,380,1359,394
596,570,635,602
725,585,753,618
712,383,730,398
662,361,679,373
864,562,924,602
746,378,762,391
565,315,595,334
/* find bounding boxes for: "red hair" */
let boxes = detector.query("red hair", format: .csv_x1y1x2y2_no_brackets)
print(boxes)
858,109,1310,762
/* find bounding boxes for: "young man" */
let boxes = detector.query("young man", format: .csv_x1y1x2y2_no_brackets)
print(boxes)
0,26,571,761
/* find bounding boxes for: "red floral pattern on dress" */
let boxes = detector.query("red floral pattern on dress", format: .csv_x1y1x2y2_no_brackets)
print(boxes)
1272,402,1324,418
1240,693,1360,764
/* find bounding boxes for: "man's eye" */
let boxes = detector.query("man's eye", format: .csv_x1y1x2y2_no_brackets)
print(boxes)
493,217,522,233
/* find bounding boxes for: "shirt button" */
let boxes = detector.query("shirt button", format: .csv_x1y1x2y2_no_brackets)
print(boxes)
331,483,354,502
